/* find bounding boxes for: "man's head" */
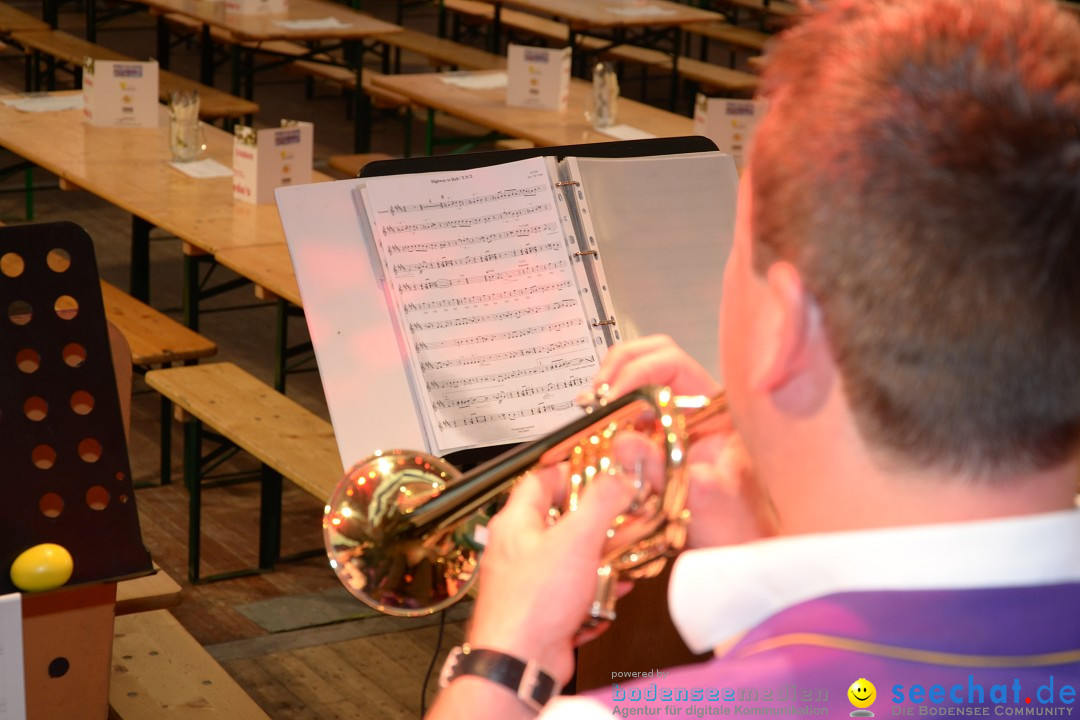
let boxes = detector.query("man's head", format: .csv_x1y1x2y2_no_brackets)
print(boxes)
727,0,1080,478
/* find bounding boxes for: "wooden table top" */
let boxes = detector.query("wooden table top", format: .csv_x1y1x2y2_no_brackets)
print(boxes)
215,243,301,306
371,71,694,147
0,2,50,32
500,0,720,30
0,93,330,257
134,0,400,41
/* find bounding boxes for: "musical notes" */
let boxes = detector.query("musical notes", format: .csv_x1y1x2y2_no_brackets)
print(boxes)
381,203,552,236
431,376,591,411
419,338,588,371
383,185,546,215
415,318,583,353
391,239,561,271
425,356,595,391
408,299,579,333
436,401,578,431
401,280,573,313
361,156,603,453
397,261,566,294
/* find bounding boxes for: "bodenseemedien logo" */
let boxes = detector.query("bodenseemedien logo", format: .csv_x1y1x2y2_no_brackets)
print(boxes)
849,678,877,717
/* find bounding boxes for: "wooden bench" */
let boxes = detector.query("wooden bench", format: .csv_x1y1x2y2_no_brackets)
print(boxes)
327,152,395,177
144,362,343,583
111,609,270,720
101,280,218,487
374,26,506,71
9,28,259,121
683,21,771,68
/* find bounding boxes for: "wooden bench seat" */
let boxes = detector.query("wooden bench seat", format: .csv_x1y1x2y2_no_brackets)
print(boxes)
10,29,258,120
375,26,506,71
683,20,772,55
144,362,343,582
111,609,270,720
327,152,395,177
102,280,217,487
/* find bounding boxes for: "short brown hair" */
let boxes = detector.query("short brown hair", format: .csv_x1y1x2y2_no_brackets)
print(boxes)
752,0,1080,475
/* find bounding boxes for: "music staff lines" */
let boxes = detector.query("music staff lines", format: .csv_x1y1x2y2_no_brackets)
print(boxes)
408,299,579,333
419,338,588,371
437,400,577,430
382,203,552,236
425,356,595,392
398,261,566,294
403,280,573,313
391,239,562,273
415,318,583,353
432,376,591,410
384,185,547,215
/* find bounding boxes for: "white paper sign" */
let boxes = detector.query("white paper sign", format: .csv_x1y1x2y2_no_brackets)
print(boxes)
233,121,314,204
506,44,570,111
693,94,767,172
83,59,159,128
226,0,287,14
0,593,26,720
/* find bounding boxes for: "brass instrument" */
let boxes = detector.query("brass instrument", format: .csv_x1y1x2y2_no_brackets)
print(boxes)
323,386,726,621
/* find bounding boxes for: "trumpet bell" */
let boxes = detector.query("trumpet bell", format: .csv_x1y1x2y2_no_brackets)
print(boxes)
324,452,475,617
324,387,723,620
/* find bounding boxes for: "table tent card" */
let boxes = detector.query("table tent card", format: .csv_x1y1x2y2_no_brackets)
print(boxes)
693,94,767,172
82,58,159,128
506,44,570,111
233,120,314,204
226,0,288,14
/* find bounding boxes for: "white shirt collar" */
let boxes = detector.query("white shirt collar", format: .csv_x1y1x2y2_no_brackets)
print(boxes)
668,508,1080,654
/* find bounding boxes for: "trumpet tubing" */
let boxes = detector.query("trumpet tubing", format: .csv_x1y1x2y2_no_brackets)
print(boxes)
323,386,726,620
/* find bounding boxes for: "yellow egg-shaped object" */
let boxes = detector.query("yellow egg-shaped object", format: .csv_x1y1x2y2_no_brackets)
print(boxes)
10,543,73,592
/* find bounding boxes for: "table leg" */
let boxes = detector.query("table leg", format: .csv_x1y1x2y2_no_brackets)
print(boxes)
347,40,371,153
86,0,97,42
670,28,682,111
489,2,502,54
199,23,215,86
156,14,172,70
130,216,151,303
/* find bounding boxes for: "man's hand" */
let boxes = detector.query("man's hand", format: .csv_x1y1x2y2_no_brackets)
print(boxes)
591,334,722,399
466,467,637,687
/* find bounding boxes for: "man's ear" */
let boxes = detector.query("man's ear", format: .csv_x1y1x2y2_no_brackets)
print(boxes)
751,261,818,393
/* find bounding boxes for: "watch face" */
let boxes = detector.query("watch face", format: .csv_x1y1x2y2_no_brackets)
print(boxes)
438,645,465,689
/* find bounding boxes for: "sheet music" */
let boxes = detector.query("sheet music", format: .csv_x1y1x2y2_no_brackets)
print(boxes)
358,157,601,455
0,593,26,720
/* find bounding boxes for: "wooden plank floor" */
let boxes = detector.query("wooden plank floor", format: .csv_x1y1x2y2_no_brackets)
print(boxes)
0,3,466,716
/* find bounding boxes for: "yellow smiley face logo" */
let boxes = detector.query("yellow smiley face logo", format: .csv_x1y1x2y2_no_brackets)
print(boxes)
848,678,877,709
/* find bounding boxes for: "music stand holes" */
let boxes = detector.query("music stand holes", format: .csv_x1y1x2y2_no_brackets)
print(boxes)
47,657,70,678
8,300,32,326
39,492,64,518
24,396,48,422
32,445,57,470
46,249,71,273
116,471,125,481
86,486,109,511
62,342,87,368
54,295,78,320
118,494,129,504
78,438,102,463
1,252,24,278
70,391,94,416
16,348,41,373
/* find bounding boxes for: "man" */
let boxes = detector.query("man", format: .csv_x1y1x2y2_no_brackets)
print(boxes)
429,0,1080,717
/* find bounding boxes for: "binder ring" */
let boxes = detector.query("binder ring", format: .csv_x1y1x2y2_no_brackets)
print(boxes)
593,319,617,327
555,180,581,187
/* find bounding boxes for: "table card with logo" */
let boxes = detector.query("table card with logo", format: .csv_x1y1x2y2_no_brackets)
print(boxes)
232,120,314,204
506,44,570,111
82,58,159,128
693,95,767,172
225,0,288,14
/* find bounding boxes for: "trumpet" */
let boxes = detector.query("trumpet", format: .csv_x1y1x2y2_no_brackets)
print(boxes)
323,386,727,621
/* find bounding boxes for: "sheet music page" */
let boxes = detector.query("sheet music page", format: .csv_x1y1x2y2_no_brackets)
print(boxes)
0,593,26,720
565,153,738,380
359,157,602,455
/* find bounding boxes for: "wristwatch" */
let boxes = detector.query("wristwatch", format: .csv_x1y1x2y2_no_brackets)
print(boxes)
438,643,559,713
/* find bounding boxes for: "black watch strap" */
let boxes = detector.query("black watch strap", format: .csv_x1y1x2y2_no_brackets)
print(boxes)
438,644,558,713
